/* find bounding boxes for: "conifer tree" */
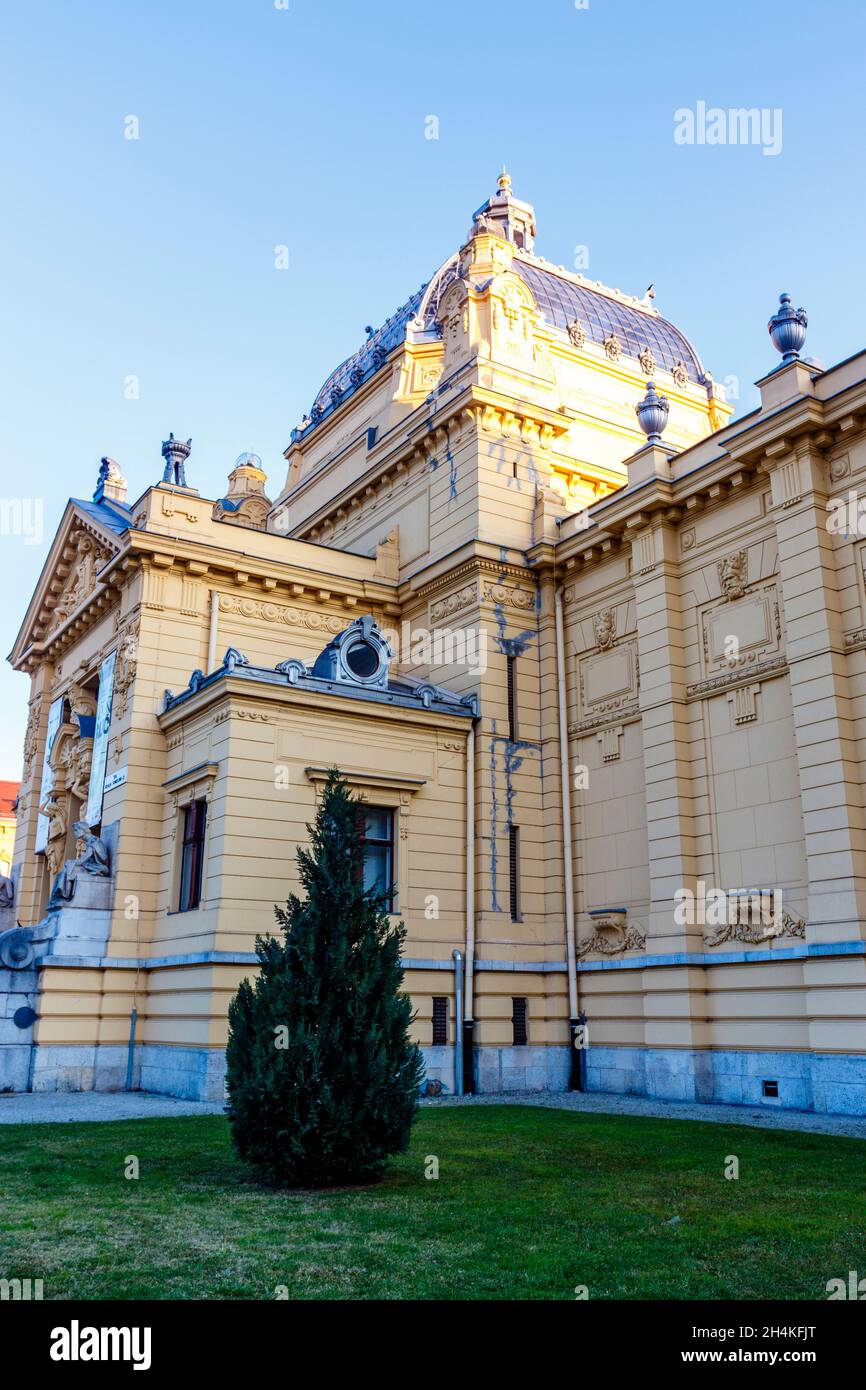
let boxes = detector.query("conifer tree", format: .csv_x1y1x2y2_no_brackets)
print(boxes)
226,769,424,1186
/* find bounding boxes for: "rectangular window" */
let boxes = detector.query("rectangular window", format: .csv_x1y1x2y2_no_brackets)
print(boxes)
432,997,448,1046
361,805,395,911
506,653,517,740
512,997,528,1047
509,824,521,921
178,799,207,912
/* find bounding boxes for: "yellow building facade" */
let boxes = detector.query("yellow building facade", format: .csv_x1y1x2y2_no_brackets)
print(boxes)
0,783,18,880
3,176,866,1113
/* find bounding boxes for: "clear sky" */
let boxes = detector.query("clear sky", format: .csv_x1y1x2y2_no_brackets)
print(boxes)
1,0,864,776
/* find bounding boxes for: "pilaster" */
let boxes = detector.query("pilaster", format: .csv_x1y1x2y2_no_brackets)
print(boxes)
767,437,866,942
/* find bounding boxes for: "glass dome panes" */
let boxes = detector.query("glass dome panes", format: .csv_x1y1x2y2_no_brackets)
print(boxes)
514,258,704,382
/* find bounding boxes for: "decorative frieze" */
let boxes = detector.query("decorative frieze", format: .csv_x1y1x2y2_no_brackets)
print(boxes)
481,581,535,611
218,593,347,634
568,706,640,738
429,583,477,624
686,654,787,701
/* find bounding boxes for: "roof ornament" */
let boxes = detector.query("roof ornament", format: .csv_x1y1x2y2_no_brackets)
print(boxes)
635,380,670,444
768,293,808,365
161,433,192,487
93,456,127,504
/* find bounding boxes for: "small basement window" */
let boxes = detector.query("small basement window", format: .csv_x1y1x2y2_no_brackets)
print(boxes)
512,997,528,1047
432,997,448,1047
762,1079,779,1099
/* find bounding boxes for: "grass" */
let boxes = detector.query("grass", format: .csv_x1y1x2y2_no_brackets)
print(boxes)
0,1105,864,1300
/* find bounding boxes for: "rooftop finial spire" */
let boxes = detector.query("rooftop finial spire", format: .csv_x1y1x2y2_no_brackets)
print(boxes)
161,433,192,488
498,166,512,192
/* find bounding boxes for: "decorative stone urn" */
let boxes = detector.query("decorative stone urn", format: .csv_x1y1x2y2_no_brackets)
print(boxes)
768,293,808,364
635,381,670,443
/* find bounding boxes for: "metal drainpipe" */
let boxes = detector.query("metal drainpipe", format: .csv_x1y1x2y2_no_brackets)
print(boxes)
207,590,219,673
452,949,464,1096
462,721,476,1094
125,1007,137,1092
554,585,583,1090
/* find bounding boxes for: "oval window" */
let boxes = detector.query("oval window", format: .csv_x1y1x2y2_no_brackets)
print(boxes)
345,641,379,679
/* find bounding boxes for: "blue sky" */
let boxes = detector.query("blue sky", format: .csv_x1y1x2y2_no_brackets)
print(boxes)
1,0,864,776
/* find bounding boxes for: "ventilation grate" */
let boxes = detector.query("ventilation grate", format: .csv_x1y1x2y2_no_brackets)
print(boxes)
432,996,448,1047
512,997,528,1047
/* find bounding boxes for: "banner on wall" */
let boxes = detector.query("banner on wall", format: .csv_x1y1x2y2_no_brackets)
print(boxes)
34,696,64,853
85,650,117,827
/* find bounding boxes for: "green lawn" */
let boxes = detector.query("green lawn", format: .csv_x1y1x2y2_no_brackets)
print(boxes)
0,1105,863,1300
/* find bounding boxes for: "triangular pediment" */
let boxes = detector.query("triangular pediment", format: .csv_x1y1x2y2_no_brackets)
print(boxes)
8,500,128,668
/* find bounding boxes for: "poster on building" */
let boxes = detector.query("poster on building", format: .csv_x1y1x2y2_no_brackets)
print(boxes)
34,696,64,853
85,649,117,827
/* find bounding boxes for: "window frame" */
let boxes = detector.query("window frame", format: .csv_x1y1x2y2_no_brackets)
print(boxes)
359,803,396,912
178,798,207,913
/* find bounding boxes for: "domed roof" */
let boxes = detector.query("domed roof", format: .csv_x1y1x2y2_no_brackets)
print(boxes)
295,183,706,439
513,256,703,381
299,289,427,436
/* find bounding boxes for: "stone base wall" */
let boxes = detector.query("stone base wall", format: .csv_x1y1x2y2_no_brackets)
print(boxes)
584,1046,866,1116
0,964,39,1092
17,1041,866,1116
138,1044,226,1101
473,1044,572,1093
30,1044,137,1093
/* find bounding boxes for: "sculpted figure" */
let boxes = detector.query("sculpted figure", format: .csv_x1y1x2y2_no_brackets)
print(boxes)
39,793,68,878
69,739,94,804
47,821,110,909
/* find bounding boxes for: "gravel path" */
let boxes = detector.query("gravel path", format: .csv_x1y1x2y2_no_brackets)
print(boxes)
0,1092,224,1125
423,1089,866,1140
0,1087,864,1138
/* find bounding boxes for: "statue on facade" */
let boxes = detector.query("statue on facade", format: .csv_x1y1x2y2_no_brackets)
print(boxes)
39,792,68,878
68,739,94,804
47,821,110,909
0,875,13,909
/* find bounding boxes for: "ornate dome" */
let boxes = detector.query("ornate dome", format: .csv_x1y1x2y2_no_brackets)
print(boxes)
295,181,706,439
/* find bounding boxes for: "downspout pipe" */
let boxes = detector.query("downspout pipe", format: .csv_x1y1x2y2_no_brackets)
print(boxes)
554,585,584,1090
462,720,476,1094
125,1007,137,1092
452,949,464,1097
207,590,219,673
